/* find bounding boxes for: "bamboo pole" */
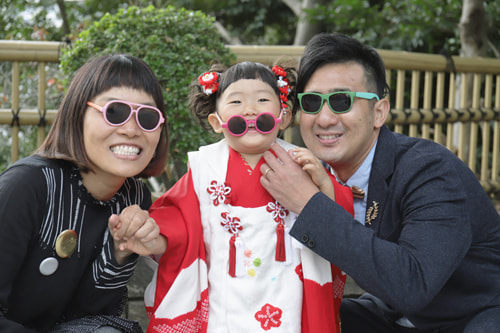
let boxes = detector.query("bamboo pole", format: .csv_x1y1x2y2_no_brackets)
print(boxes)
37,62,47,146
11,62,20,162
434,72,445,145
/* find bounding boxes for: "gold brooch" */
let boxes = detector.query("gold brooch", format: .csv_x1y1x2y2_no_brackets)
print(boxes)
365,201,379,226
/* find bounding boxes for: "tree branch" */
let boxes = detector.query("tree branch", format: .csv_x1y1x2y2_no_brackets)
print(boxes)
214,21,242,45
488,39,500,58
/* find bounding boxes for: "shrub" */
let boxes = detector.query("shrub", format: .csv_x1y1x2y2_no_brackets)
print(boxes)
60,5,235,186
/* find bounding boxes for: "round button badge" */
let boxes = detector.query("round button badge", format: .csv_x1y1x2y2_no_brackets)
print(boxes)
39,257,59,276
55,229,78,258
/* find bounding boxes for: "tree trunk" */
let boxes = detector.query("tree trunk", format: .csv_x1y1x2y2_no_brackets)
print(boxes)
453,0,488,162
459,0,487,57
282,0,326,46
56,0,71,37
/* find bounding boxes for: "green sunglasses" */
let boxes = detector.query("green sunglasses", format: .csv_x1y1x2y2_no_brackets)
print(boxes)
298,91,380,114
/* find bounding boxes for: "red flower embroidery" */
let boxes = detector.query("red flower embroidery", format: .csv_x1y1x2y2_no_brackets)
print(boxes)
255,303,282,330
266,201,288,224
220,212,242,235
207,180,231,206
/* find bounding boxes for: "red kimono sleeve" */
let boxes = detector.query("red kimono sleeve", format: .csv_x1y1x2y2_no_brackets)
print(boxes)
149,168,205,310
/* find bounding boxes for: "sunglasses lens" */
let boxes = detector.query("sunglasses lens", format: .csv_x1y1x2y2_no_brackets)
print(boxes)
138,108,161,131
105,102,131,125
329,93,352,112
227,116,247,135
301,94,323,113
256,113,276,133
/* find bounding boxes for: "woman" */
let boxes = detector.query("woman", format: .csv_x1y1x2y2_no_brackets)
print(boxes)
0,54,168,332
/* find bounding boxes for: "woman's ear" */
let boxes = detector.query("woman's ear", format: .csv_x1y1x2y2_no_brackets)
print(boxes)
208,113,223,133
279,110,294,130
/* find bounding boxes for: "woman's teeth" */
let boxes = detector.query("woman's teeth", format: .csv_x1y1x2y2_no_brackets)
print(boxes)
111,145,140,155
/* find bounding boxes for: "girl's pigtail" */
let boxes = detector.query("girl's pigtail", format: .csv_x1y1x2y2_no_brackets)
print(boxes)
188,69,221,130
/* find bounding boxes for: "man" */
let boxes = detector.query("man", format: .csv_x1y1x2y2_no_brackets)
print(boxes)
260,33,500,332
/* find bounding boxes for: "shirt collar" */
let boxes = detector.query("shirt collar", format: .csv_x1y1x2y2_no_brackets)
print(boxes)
345,141,377,193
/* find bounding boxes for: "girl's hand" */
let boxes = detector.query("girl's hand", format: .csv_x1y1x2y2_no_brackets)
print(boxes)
291,147,335,201
108,205,167,264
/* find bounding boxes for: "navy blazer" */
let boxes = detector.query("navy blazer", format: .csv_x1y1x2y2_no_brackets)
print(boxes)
290,125,500,330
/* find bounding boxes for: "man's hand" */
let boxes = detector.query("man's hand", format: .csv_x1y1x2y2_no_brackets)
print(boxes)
260,143,321,214
108,205,167,264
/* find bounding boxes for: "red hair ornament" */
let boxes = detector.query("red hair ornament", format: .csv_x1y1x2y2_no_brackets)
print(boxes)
199,71,219,95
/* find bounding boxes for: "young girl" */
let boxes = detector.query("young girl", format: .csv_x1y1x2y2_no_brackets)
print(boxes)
145,61,354,333
0,54,169,332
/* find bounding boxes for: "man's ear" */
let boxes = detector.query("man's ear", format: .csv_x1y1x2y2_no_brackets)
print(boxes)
373,98,390,129
208,113,223,133
279,110,294,130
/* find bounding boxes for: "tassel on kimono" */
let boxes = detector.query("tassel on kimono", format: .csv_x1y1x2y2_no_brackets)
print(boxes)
229,235,237,277
275,224,286,262
229,235,245,277
235,237,245,276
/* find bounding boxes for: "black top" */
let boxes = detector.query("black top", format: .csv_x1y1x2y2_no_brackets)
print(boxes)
0,155,152,332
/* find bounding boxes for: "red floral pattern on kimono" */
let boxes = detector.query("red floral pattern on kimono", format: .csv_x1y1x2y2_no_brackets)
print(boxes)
255,304,283,331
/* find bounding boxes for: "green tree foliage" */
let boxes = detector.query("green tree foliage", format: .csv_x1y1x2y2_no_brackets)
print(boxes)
0,0,66,41
171,0,296,44
1,0,499,53
307,0,499,57
59,5,235,182
0,0,296,44
0,1,29,40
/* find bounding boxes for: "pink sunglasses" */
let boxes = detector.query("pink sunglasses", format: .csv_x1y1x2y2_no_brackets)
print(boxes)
215,110,283,137
87,100,165,132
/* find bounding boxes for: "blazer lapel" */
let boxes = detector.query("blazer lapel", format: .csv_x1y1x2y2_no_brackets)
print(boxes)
365,126,395,231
